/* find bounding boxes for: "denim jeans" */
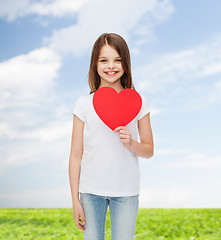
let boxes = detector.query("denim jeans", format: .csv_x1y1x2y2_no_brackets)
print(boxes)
79,192,139,240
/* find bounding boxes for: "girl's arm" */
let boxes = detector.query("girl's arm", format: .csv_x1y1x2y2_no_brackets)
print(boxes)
131,113,154,158
69,115,84,204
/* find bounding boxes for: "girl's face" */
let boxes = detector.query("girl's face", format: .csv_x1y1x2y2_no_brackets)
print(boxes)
97,44,124,86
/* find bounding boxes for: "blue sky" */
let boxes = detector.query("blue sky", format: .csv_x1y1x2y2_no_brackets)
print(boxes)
0,0,221,208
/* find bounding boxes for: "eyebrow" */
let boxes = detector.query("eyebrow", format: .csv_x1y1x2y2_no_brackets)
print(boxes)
99,56,121,58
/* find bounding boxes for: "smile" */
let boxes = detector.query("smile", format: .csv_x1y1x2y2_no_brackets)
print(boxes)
105,71,118,75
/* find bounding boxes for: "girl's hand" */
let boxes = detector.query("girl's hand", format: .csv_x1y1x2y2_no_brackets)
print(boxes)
72,200,86,231
114,126,132,148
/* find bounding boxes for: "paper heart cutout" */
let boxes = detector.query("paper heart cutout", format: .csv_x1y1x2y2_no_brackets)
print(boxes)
93,87,142,131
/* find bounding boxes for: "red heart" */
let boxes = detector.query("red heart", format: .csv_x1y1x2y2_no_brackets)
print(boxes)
93,87,142,131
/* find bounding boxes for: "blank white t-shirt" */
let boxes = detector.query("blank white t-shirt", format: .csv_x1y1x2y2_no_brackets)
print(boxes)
72,91,150,197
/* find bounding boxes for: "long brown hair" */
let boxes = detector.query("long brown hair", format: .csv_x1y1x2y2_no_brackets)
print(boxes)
88,33,136,94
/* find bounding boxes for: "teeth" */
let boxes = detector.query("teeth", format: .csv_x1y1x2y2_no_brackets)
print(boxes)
106,72,117,74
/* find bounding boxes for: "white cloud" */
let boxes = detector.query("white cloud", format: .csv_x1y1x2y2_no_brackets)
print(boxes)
140,185,221,208
150,148,221,169
0,0,29,22
0,119,72,175
161,153,221,169
0,187,71,208
0,0,89,22
0,119,71,142
155,148,189,155
1,184,220,208
139,187,190,208
43,0,174,57
0,47,61,109
206,80,221,104
20,121,72,142
132,35,221,113
29,0,90,17
134,36,221,95
0,46,73,174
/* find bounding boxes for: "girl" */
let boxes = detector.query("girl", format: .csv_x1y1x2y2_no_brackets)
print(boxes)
69,33,154,240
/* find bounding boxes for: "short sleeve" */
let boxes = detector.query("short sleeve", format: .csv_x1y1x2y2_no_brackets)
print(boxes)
72,96,86,123
137,94,151,120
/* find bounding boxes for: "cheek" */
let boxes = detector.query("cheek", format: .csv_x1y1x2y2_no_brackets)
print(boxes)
119,64,124,72
96,65,102,74
120,67,124,75
97,63,104,71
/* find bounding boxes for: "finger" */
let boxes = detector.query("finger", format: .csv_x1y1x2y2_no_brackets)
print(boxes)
73,217,85,231
114,126,123,132
119,131,130,137
119,134,127,139
76,222,86,231
79,215,86,225
119,129,128,134
74,213,86,231
77,216,86,229
114,127,120,132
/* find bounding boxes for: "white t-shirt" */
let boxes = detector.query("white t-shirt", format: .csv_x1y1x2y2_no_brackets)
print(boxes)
72,91,150,197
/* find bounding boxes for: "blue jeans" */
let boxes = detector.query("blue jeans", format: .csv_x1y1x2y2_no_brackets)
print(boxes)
79,192,139,240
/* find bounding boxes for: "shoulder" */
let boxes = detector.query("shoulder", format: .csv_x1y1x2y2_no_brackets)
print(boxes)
139,93,149,105
72,93,93,122
73,93,93,114
137,93,151,120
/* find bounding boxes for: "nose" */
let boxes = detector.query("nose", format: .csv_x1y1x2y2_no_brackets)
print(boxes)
108,61,115,69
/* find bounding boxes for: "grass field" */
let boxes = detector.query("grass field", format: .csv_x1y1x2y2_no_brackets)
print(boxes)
0,208,220,239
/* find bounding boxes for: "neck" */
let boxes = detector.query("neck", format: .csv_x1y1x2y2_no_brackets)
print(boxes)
98,83,124,93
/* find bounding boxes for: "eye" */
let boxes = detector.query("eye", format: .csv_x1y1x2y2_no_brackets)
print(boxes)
116,59,121,62
100,59,106,62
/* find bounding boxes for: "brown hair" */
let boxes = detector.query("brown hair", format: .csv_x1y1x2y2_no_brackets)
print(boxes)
88,33,136,94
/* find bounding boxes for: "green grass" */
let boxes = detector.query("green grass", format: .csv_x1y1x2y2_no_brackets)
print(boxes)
0,208,220,239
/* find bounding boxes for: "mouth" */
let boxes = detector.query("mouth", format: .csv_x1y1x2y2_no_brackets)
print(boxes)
105,71,119,76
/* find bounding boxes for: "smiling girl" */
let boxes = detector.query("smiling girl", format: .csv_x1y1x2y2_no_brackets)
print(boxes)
69,33,154,240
